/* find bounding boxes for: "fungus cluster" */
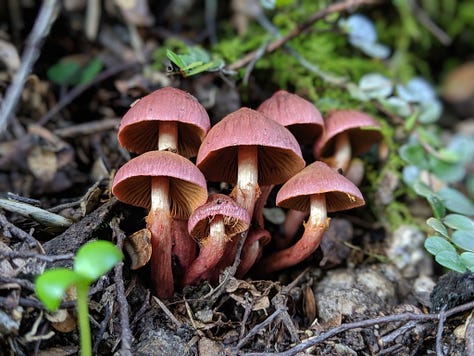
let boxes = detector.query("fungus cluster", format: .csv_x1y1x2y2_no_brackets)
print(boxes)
112,87,383,298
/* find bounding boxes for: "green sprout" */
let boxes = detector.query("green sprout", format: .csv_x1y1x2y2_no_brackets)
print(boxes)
35,240,123,356
166,47,224,77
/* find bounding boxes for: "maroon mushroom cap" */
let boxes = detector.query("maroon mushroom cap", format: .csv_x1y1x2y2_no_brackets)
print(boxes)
276,161,365,213
112,150,208,219
188,194,251,240
118,87,210,157
196,107,305,186
313,109,382,157
257,90,324,144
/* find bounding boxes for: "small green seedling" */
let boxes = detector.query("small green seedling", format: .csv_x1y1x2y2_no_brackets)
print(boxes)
35,240,123,356
166,47,224,77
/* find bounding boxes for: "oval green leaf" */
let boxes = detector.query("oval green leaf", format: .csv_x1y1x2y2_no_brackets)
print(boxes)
452,230,474,252
426,217,448,237
424,235,456,255
427,194,446,219
35,268,79,311
438,187,474,216
435,250,466,273
74,240,124,283
443,214,474,232
460,252,474,271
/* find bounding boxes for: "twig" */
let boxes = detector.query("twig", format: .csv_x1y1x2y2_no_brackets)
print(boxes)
409,0,451,45
54,118,121,138
241,300,474,356
436,305,447,356
0,0,61,135
37,61,139,126
153,296,183,328
0,213,38,246
0,250,74,263
111,217,132,356
227,0,385,71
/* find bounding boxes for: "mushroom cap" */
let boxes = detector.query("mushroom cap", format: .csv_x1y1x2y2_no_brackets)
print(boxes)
196,107,305,186
112,150,208,219
257,90,324,144
276,161,365,212
188,194,250,240
313,110,382,157
118,87,210,158
246,226,271,247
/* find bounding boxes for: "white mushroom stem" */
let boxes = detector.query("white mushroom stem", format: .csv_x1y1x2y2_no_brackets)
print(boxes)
183,215,227,285
146,176,174,298
233,145,260,216
158,121,178,152
257,194,330,275
324,131,351,172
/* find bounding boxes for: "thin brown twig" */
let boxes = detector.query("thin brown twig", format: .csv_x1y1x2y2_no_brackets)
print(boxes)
111,217,132,356
54,118,121,138
0,0,61,135
0,250,74,263
241,300,474,356
0,213,38,247
436,305,447,356
227,0,385,71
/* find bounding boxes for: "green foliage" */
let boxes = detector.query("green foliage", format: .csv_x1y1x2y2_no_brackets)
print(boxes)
35,240,123,356
166,47,224,77
47,57,102,86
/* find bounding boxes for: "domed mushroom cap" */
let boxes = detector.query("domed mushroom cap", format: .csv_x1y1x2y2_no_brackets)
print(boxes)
314,110,382,157
257,90,324,144
276,161,365,213
188,194,251,240
196,107,305,186
118,87,210,157
112,150,208,219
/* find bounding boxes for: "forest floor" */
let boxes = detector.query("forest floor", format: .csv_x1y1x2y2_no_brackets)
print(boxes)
0,1,473,355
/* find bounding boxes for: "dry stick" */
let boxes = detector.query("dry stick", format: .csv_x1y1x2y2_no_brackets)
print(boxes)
111,217,132,356
153,296,183,328
37,61,139,127
0,213,38,246
242,300,474,356
436,305,447,356
227,0,385,71
0,0,61,135
54,118,121,138
0,250,74,263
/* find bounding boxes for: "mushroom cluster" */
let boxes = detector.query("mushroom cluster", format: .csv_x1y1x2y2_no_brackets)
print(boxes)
112,87,383,297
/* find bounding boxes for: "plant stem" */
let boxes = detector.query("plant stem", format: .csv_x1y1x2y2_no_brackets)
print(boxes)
76,280,92,356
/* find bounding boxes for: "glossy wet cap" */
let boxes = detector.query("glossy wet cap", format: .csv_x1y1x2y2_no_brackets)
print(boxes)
276,161,365,213
118,87,210,157
257,90,324,144
112,150,208,219
188,194,251,240
197,107,305,185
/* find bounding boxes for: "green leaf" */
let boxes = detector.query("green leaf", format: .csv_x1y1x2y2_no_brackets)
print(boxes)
460,252,474,270
424,235,456,255
74,240,123,283
427,194,446,219
399,144,428,168
430,159,465,184
435,250,467,273
47,59,82,85
452,230,474,252
426,217,448,237
438,187,474,216
443,214,474,232
35,269,79,311
77,58,102,85
411,180,433,198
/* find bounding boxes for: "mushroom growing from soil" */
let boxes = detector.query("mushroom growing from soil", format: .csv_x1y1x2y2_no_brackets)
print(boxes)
117,86,210,157
256,161,365,275
313,109,382,172
196,107,305,216
112,150,208,298
236,226,271,278
184,194,250,285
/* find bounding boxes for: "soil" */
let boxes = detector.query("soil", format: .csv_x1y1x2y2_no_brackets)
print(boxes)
1,1,473,355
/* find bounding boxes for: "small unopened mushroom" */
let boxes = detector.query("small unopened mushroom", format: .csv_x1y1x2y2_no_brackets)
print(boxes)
236,226,271,278
112,150,207,297
184,194,250,285
313,109,382,172
257,161,365,275
118,87,210,157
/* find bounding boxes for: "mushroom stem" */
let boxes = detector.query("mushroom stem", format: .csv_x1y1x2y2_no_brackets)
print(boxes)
158,121,178,152
172,218,196,273
323,131,351,172
183,215,227,285
232,145,260,216
257,194,329,275
281,209,308,246
147,176,174,298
